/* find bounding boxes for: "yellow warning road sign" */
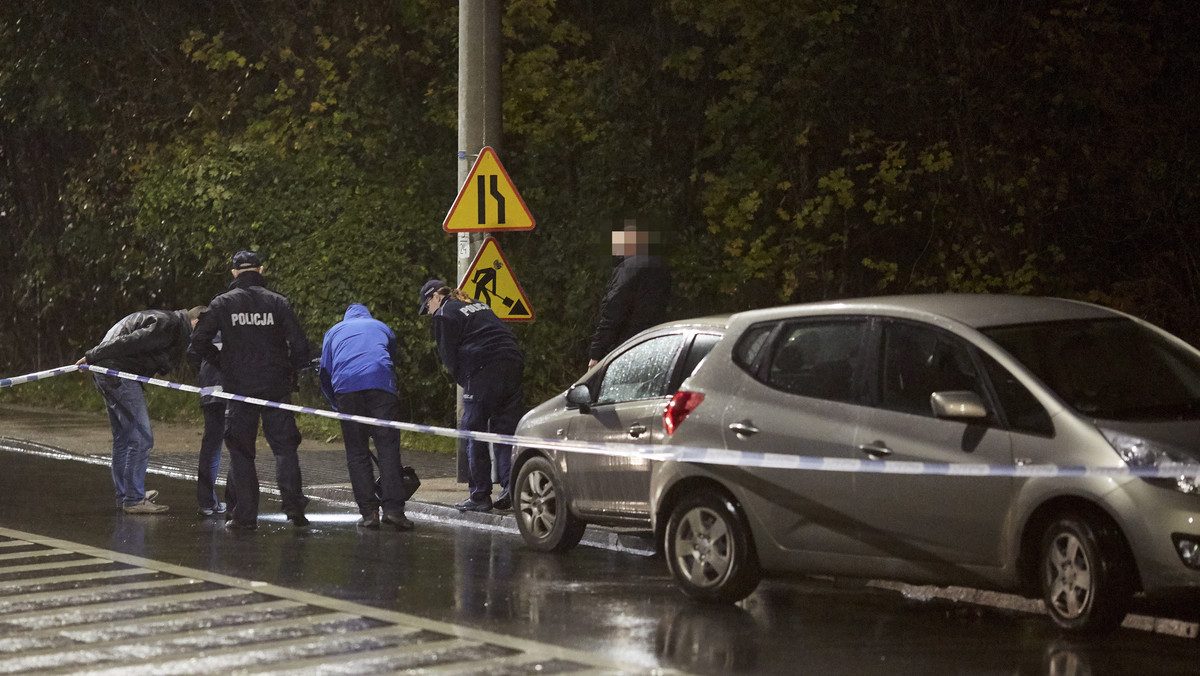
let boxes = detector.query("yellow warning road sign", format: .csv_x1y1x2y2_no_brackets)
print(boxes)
458,237,534,321
443,147,536,232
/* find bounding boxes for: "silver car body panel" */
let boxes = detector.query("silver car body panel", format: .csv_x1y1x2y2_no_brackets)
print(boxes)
519,295,1200,596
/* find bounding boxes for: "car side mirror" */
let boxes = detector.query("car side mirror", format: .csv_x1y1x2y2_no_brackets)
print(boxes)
566,384,593,412
930,390,989,420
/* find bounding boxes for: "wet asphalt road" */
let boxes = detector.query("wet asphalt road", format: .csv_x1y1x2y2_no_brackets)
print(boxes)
1,449,1198,675
0,394,1198,674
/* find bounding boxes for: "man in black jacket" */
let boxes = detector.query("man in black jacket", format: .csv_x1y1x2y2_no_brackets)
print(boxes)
587,223,672,369
77,306,204,514
189,250,311,529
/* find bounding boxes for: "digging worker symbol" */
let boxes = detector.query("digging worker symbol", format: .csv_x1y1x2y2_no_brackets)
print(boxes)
471,260,502,307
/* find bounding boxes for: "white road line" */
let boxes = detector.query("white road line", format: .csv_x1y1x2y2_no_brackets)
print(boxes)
0,527,682,675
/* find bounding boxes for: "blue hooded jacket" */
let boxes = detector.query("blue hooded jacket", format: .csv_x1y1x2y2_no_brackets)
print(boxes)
319,304,398,403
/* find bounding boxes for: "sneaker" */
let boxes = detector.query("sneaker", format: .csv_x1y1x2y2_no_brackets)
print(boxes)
454,497,492,513
123,499,169,514
198,502,228,517
381,513,415,531
357,512,380,529
492,490,512,511
145,490,159,502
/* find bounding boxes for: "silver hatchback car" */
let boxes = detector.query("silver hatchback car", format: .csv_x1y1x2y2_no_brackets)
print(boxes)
512,295,1200,634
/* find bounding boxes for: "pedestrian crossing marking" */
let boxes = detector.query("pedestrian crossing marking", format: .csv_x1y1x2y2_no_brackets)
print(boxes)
0,527,679,674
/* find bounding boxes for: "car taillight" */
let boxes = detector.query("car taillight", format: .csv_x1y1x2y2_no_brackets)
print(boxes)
664,390,704,436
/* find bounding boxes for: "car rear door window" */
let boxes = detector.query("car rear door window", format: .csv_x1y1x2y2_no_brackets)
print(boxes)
880,321,985,417
757,320,867,402
596,333,686,405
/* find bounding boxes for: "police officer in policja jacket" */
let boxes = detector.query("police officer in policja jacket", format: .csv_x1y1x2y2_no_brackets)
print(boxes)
188,250,312,530
419,279,524,513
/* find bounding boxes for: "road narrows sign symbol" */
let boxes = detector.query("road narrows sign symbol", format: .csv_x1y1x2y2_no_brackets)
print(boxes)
444,147,535,232
458,237,534,321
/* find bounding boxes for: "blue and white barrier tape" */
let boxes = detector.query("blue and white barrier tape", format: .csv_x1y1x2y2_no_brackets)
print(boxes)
3,364,1199,481
0,364,83,388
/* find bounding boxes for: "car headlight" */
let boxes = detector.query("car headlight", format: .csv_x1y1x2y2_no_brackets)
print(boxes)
1101,428,1200,495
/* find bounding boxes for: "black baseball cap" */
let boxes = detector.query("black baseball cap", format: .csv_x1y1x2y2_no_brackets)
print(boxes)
231,250,262,270
418,279,444,315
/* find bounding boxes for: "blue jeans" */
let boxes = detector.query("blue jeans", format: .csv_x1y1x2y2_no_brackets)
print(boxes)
461,360,523,503
94,374,154,507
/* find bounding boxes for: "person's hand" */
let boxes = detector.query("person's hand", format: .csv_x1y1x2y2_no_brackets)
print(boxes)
75,357,87,366
588,359,598,370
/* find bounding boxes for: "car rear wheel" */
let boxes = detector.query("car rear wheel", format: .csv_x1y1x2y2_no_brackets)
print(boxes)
514,456,586,552
664,490,760,603
1038,513,1134,634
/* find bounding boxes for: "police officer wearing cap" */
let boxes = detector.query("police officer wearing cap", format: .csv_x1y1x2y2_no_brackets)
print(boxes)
419,279,524,512
189,250,312,529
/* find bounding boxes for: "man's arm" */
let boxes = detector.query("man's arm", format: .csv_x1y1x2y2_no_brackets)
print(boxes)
317,328,336,405
188,305,221,365
432,312,464,386
86,314,170,364
280,301,310,373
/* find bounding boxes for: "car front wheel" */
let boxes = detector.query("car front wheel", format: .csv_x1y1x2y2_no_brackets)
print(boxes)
514,456,586,552
1038,513,1134,634
664,490,760,603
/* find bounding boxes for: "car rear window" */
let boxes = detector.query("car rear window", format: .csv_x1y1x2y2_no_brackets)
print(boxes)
736,319,868,403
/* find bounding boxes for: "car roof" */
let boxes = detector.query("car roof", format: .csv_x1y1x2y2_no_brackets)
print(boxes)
727,294,1120,330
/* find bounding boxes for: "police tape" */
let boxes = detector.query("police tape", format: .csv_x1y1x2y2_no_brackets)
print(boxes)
3,364,1200,481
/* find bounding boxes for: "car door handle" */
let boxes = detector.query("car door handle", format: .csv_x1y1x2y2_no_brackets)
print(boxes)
728,421,760,437
858,442,893,459
628,422,648,438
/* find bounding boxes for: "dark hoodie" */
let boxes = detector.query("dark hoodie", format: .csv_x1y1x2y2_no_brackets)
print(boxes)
318,303,398,403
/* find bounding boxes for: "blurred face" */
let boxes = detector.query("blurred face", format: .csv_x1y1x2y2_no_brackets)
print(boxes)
611,230,639,257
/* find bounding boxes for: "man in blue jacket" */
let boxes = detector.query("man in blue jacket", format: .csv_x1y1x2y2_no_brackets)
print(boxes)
419,279,524,512
78,306,204,514
319,303,414,530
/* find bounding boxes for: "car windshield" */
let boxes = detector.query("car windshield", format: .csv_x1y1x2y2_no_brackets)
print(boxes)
982,318,1200,421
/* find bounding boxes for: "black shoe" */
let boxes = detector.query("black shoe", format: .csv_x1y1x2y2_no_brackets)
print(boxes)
289,513,310,528
454,497,492,513
492,490,512,511
357,513,380,529
225,520,257,531
382,513,415,531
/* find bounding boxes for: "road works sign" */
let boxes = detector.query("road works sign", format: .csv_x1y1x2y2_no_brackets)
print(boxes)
458,237,534,321
443,147,536,232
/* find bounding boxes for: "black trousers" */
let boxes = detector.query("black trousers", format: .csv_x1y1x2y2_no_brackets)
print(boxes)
461,359,523,503
224,396,306,525
335,388,406,517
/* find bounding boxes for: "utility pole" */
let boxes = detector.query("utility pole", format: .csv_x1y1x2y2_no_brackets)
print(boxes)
455,0,503,481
